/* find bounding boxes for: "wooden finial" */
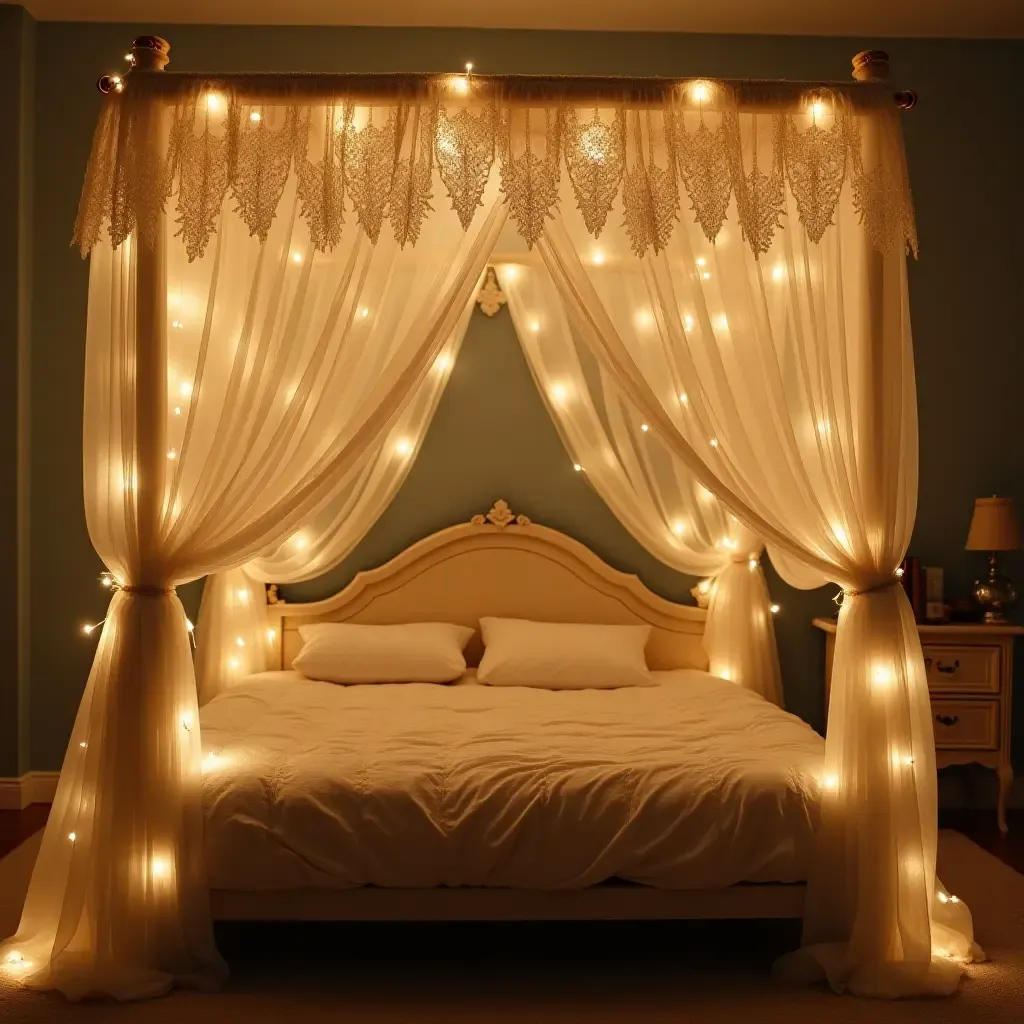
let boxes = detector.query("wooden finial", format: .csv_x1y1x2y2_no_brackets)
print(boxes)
852,50,889,82
130,36,170,72
97,36,169,93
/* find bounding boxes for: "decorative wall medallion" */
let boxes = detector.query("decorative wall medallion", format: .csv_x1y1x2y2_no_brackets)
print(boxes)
471,499,531,528
476,266,507,317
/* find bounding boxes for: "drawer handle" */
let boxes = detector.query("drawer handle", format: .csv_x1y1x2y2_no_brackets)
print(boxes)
925,658,960,675
936,714,960,727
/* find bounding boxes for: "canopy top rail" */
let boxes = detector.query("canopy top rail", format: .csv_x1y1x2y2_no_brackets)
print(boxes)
98,36,917,111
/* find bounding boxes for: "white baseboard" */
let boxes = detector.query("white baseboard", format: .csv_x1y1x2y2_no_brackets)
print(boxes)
0,771,60,810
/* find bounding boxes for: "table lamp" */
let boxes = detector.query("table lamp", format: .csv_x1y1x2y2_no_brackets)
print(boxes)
966,495,1020,623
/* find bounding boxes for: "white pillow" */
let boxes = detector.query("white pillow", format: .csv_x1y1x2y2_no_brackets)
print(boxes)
292,622,474,684
476,618,653,690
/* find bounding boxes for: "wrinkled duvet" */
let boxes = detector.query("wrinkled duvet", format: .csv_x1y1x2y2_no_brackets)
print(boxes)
200,670,824,891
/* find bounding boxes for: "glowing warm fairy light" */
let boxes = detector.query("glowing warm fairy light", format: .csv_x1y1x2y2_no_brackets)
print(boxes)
672,520,686,536
249,110,262,122
151,855,171,879
229,656,241,670
206,92,225,113
811,99,826,120
714,314,729,331
503,265,518,281
691,82,710,103
938,891,949,903
872,664,894,691
266,628,277,643
679,392,689,405
698,484,713,502
573,462,583,472
770,604,780,614
434,353,451,373
359,307,370,319
640,423,649,433
549,383,569,404
185,619,194,633
529,319,540,333
719,669,732,681
895,567,905,578
710,438,719,448
816,418,831,438
719,537,737,550
772,264,785,282
949,895,960,904
201,752,223,772
635,309,654,329
832,524,849,547
79,741,87,748
236,589,248,602
465,62,474,73
822,774,839,791
81,623,96,636
450,75,470,95
698,580,711,595
180,712,193,731
892,750,915,768
696,257,707,268
235,637,246,648
166,449,177,460
291,252,303,264
291,532,308,550
683,315,695,332
591,249,606,266
171,320,184,330
173,406,181,416
748,558,758,570
394,438,413,456
701,271,712,281
179,381,193,398
68,831,76,843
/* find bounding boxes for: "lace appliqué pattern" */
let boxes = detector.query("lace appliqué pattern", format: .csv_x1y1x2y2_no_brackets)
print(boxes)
73,78,918,262
564,109,625,237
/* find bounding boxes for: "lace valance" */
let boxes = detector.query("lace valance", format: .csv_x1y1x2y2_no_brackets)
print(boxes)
73,74,917,262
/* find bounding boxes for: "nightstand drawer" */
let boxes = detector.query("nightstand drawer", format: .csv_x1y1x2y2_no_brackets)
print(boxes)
932,699,999,749
922,645,1000,694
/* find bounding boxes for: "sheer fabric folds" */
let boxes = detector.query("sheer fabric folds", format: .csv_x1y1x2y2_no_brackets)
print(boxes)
501,262,782,704
6,70,969,1003
195,300,477,704
1,89,506,997
530,100,976,992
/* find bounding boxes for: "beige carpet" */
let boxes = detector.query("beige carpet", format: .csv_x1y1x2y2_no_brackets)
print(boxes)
0,831,1022,1023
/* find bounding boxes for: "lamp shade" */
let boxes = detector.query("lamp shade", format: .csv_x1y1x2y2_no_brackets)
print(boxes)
965,496,1020,552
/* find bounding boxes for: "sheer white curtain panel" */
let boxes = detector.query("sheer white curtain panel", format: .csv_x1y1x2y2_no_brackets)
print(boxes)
1,86,506,1000
531,92,976,995
195,300,475,704
500,261,782,704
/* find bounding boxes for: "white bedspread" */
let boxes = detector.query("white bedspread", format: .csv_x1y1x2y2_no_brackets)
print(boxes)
200,670,824,891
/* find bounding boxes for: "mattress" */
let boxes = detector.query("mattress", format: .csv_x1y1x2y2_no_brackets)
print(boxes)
199,670,825,891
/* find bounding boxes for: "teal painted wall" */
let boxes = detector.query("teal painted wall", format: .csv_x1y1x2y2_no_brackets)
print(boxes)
0,4,33,778
9,19,1024,806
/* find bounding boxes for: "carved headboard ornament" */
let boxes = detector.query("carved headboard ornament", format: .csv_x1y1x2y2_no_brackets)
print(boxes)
470,499,531,528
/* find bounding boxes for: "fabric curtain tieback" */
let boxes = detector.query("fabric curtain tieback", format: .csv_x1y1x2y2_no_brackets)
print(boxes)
844,577,902,598
121,585,175,597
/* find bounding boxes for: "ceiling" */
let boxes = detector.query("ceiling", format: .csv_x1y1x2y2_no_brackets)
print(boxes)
10,0,1024,38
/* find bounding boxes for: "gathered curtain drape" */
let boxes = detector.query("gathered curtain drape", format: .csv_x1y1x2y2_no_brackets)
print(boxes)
2,69,975,1003
500,261,782,704
528,99,978,993
0,84,507,998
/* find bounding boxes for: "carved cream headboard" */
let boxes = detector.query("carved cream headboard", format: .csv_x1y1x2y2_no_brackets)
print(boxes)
267,500,708,672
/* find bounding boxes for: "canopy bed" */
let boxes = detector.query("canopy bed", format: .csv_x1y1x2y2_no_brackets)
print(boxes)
204,501,819,917
0,35,981,1005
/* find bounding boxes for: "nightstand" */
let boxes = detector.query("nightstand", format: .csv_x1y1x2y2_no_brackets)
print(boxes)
813,618,1022,834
